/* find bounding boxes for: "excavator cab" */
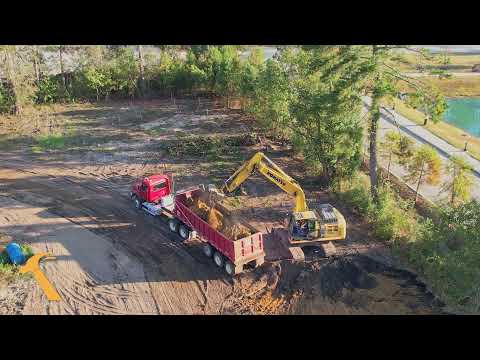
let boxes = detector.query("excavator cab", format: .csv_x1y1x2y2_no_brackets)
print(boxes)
289,211,319,240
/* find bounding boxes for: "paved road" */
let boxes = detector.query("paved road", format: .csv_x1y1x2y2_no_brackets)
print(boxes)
404,72,480,77
362,97,480,204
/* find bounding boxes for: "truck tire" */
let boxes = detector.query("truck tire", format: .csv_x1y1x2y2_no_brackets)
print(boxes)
168,219,179,233
225,261,235,276
203,243,213,258
134,196,142,210
178,224,190,241
213,252,224,268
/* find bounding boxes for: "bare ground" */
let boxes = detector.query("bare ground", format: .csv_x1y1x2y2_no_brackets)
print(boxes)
0,98,445,314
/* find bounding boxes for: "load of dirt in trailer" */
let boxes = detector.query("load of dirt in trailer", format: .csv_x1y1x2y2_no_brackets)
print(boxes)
186,190,256,240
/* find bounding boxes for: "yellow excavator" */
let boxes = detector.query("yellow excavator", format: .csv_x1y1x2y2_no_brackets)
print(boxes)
220,152,346,256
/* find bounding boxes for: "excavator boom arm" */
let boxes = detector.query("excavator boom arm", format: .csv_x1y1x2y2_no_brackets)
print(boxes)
222,152,309,213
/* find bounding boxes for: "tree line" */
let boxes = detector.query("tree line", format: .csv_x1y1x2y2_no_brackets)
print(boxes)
1,45,465,204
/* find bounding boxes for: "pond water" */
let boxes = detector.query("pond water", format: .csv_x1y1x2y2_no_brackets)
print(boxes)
444,98,480,137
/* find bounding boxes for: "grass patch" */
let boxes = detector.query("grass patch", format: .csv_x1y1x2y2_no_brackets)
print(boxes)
389,98,480,161
0,243,34,284
393,52,480,73
415,76,480,97
35,134,66,151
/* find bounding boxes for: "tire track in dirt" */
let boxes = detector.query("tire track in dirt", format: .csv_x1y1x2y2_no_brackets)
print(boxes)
0,156,443,315
0,161,232,314
0,195,158,314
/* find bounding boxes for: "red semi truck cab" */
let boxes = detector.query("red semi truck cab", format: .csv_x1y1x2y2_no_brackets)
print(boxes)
131,174,173,203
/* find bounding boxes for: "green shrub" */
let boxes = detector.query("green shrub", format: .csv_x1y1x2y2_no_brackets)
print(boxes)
0,81,15,114
371,185,418,242
407,200,480,311
0,250,10,265
35,76,60,104
336,172,420,243
336,173,373,216
37,134,66,150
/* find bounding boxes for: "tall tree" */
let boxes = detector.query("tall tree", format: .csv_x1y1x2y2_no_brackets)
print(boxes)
379,130,415,178
379,130,402,178
442,155,474,205
0,46,36,114
405,145,442,203
289,46,365,184
43,45,78,98
32,45,41,83
249,51,293,139
137,45,146,97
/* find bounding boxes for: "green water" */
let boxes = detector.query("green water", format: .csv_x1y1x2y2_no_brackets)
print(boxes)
444,98,480,137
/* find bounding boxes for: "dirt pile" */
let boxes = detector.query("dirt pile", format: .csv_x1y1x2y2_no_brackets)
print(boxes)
187,191,253,240
221,255,442,315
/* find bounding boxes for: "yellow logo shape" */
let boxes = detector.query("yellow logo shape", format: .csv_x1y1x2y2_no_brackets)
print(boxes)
20,253,61,301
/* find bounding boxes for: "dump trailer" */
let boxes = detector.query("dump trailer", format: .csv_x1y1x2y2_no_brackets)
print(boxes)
130,176,265,275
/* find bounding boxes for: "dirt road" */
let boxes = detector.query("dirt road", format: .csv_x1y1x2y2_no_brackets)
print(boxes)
0,99,445,314
0,159,233,314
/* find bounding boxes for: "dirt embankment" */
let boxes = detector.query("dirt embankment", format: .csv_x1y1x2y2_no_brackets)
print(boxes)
222,255,442,315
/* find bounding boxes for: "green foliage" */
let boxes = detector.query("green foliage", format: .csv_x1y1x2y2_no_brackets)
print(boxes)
370,184,418,242
406,90,448,123
35,76,60,103
336,173,373,215
396,135,415,166
0,81,15,113
336,172,419,242
380,130,415,169
82,66,111,101
36,134,66,150
249,55,293,138
441,155,474,205
249,46,366,184
405,145,442,198
108,47,139,98
146,50,182,94
407,200,480,311
0,250,10,265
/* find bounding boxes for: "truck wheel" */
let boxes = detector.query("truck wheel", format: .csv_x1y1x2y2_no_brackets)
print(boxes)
178,224,190,241
134,196,142,210
168,219,179,233
225,261,235,276
203,244,213,258
213,252,224,268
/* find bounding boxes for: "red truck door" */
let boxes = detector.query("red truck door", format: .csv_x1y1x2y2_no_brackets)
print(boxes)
138,180,149,201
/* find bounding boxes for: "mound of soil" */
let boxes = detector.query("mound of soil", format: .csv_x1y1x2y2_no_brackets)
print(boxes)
221,255,442,315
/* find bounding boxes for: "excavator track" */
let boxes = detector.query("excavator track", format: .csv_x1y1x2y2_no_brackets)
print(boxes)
319,241,337,257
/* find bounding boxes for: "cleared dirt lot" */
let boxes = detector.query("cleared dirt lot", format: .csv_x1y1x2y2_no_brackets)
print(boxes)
0,98,445,314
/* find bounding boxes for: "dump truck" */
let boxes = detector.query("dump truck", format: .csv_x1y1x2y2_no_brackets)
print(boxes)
130,175,265,275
